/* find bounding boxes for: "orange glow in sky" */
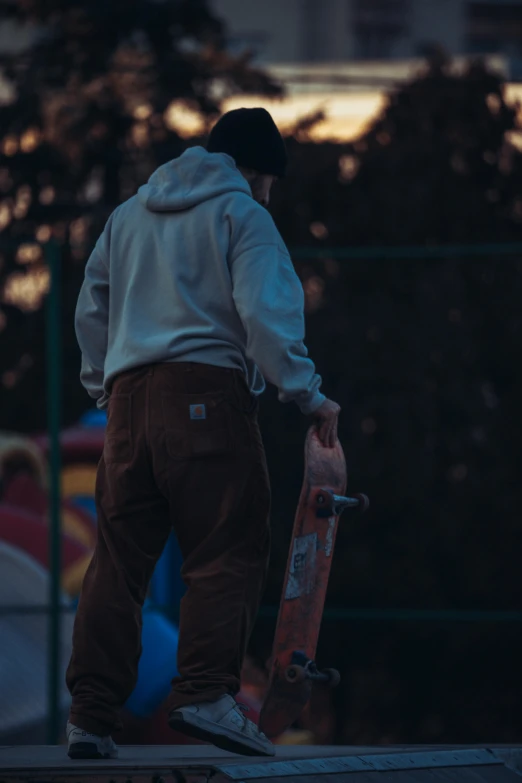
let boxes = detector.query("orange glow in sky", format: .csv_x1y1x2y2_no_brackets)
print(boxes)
165,91,387,142
166,85,522,145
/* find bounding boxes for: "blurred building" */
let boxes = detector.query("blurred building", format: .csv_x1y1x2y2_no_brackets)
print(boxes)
212,0,522,77
207,0,522,143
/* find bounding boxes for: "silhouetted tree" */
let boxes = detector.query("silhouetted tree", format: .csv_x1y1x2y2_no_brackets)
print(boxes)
0,0,281,426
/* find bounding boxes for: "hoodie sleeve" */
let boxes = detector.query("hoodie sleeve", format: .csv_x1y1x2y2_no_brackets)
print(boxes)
75,217,112,404
229,202,325,415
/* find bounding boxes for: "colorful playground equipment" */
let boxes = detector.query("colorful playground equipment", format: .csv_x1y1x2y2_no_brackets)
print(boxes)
0,540,74,742
0,412,295,745
0,414,185,741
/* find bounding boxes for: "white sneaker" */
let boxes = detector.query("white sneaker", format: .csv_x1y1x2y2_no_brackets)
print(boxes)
66,721,118,759
169,694,275,756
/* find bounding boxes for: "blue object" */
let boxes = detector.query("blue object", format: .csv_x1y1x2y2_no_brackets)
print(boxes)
70,496,97,520
80,409,107,428
125,603,180,718
124,536,186,718
151,533,186,607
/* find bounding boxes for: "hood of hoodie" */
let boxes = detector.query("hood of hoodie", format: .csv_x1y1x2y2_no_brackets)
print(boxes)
137,146,252,212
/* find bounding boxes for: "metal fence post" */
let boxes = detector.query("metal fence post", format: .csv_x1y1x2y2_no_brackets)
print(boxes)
45,241,62,745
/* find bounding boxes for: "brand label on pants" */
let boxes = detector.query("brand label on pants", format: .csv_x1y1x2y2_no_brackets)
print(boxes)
190,404,206,420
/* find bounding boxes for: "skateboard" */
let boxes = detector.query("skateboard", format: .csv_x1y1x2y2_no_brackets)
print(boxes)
259,425,369,739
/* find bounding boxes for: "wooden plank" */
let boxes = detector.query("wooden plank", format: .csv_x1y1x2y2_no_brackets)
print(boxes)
1,745,521,783
0,744,417,772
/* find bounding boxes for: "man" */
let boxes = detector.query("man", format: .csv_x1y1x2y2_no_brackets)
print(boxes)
66,108,341,760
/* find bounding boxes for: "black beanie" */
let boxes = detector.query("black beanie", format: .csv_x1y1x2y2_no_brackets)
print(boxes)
207,108,287,178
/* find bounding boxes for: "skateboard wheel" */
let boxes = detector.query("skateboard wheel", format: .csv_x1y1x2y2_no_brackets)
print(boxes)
285,664,307,684
354,493,370,512
324,668,341,687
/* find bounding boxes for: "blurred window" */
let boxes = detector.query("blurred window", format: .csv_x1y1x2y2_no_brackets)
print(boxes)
467,2,522,55
352,0,411,60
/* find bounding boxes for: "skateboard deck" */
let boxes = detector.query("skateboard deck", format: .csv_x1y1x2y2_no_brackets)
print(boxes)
259,425,368,739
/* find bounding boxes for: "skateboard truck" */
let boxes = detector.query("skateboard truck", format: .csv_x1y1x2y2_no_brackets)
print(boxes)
284,651,341,687
315,489,370,518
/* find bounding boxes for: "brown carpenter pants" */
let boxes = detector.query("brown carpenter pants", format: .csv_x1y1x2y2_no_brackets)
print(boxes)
66,362,271,736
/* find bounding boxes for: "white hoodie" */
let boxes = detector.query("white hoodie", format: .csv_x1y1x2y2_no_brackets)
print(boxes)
75,146,325,414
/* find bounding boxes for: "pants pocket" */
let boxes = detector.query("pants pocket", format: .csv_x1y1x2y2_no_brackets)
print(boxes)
104,394,133,463
161,391,232,459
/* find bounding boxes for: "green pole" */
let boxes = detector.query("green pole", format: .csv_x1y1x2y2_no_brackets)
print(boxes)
45,241,62,745
290,241,522,260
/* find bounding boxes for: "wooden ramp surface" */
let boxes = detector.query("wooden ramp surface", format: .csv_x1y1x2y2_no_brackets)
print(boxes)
1,744,522,782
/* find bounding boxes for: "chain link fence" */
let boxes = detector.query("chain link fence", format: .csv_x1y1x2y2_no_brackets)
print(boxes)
1,240,521,744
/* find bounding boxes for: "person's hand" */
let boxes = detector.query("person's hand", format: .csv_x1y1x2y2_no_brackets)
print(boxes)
312,398,341,448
